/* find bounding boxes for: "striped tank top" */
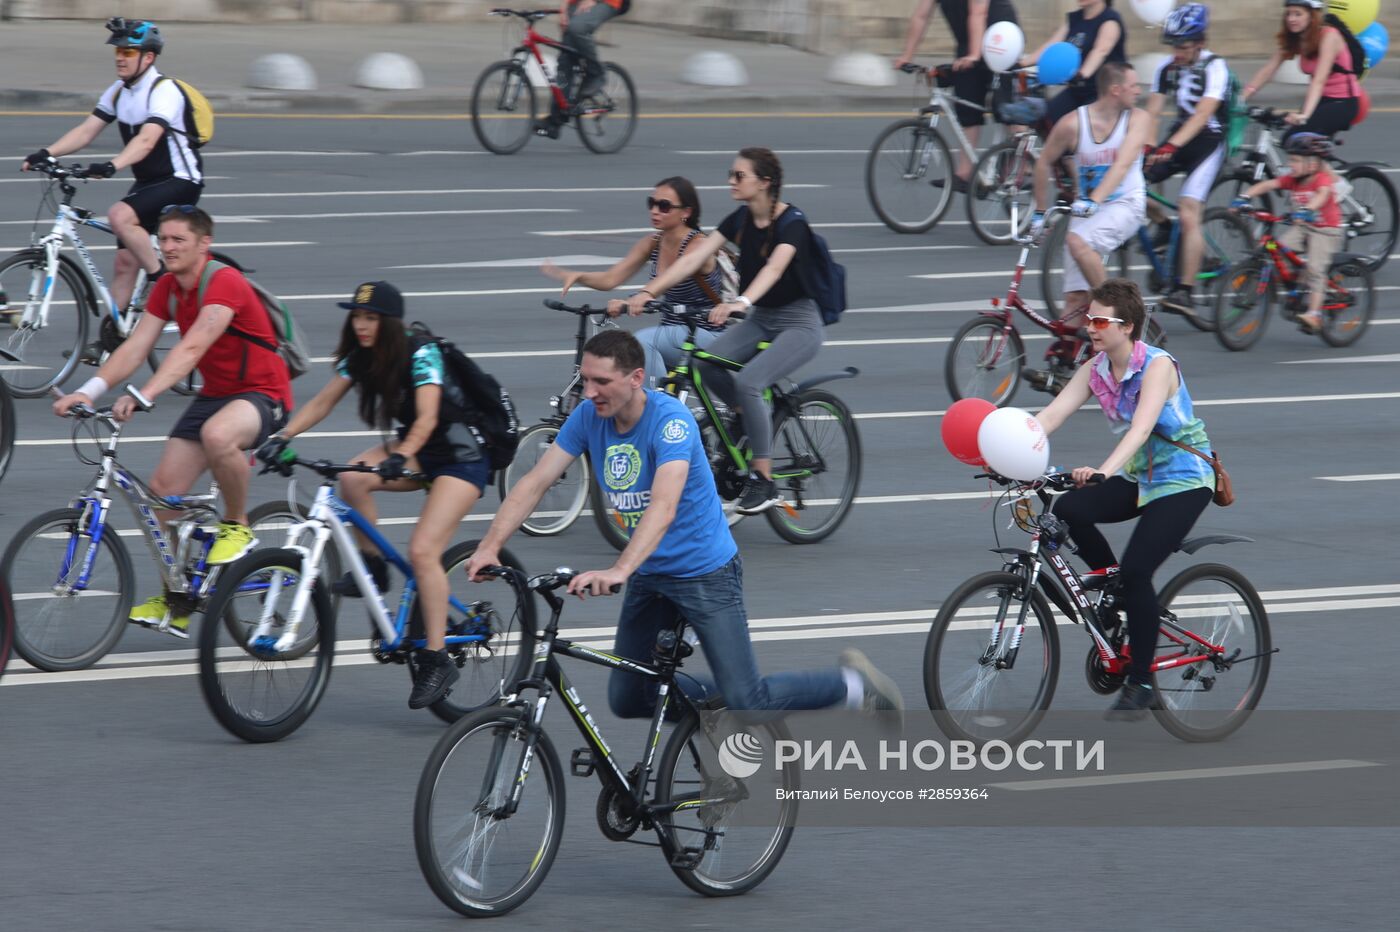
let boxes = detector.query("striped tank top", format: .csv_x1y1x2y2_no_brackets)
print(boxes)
651,229,726,331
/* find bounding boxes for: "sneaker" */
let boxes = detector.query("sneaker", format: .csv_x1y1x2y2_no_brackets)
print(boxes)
207,521,257,565
735,474,781,515
1105,677,1156,721
930,175,970,195
331,552,389,598
62,341,104,366
840,648,905,728
409,649,460,710
1160,287,1204,324
127,594,190,639
1298,310,1324,333
533,119,561,139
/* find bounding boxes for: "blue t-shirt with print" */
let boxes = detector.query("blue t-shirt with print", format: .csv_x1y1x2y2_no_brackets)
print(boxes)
555,390,736,578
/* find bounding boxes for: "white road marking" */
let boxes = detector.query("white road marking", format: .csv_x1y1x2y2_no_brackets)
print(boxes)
537,221,947,236
833,245,975,254
198,184,827,199
987,760,1381,792
385,254,621,270
676,149,869,155
1317,473,1400,482
86,241,315,251
1280,353,1400,365
0,208,576,226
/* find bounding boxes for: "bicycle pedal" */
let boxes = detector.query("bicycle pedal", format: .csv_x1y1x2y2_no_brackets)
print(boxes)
670,847,705,870
570,747,598,778
249,635,281,658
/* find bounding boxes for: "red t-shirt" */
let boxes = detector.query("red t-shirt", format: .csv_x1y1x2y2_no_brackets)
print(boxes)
1278,168,1342,228
148,261,294,409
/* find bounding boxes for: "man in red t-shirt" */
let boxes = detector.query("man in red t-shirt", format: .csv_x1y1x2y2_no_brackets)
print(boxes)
53,205,293,636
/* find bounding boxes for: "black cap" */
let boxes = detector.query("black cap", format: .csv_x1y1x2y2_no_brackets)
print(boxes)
338,281,404,318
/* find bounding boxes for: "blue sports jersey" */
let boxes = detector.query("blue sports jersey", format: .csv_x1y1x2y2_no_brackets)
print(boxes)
556,391,736,577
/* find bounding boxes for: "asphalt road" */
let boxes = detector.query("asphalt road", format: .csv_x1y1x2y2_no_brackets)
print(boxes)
1,112,1397,930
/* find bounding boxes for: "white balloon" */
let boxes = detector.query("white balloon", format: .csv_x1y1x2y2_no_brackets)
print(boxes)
982,21,1025,74
977,407,1050,482
1128,0,1175,27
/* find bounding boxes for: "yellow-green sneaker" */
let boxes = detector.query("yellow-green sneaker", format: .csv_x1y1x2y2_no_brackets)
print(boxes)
208,521,257,565
128,595,191,640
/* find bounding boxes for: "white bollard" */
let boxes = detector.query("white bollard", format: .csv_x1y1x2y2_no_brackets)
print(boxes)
681,51,749,88
353,53,425,91
246,54,318,92
1132,52,1172,86
826,53,898,88
1275,57,1310,85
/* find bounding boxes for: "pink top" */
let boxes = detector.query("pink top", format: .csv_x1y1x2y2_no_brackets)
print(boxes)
1299,27,1360,99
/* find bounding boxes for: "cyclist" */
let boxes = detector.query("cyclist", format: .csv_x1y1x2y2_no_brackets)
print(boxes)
1236,133,1342,333
537,0,625,138
465,329,903,722
1243,0,1362,140
258,281,491,709
893,0,1022,191
542,176,727,387
1034,279,1217,720
21,18,203,320
52,206,291,638
1143,3,1229,322
1021,0,1128,131
624,147,823,516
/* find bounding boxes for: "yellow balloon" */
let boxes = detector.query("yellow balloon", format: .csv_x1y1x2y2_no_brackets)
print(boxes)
1326,0,1379,35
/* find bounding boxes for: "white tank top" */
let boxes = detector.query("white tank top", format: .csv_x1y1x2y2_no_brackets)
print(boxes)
1075,106,1144,204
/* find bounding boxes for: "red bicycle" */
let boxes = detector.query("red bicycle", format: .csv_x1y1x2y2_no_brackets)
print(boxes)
470,8,637,155
944,205,1166,406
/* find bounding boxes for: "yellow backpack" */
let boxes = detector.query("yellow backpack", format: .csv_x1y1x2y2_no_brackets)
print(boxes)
116,75,214,148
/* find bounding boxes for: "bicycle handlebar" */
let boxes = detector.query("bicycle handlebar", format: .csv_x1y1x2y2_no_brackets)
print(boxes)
256,452,427,483
489,8,558,21
543,298,610,316
976,471,1105,492
487,563,621,596
25,159,95,181
643,298,747,322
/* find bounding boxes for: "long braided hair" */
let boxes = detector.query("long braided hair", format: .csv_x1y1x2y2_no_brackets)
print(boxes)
738,146,784,257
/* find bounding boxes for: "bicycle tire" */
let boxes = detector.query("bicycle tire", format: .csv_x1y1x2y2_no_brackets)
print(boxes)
1339,165,1398,272
865,119,955,234
197,548,336,743
1152,563,1271,743
945,317,1026,407
1207,170,1275,237
0,377,13,484
407,541,538,725
766,389,862,544
0,576,13,682
498,422,589,536
471,60,537,155
1318,258,1374,347
1040,213,1131,320
415,707,565,918
0,506,134,671
924,570,1061,745
654,710,796,896
0,250,90,398
590,475,631,552
247,499,343,621
147,322,203,396
966,138,1038,246
1187,207,1256,332
1213,257,1272,351
576,62,637,155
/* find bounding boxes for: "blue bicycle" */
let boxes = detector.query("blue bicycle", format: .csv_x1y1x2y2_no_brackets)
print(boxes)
196,451,537,743
1130,191,1253,331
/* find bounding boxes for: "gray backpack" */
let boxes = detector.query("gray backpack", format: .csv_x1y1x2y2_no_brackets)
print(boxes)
173,259,311,379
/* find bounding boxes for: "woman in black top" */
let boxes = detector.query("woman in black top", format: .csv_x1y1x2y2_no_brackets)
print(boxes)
1023,0,1128,128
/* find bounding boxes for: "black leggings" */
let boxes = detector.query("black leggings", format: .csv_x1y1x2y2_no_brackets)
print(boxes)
1052,477,1213,680
1283,96,1359,143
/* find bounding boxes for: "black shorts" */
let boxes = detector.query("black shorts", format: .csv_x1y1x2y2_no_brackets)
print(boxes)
120,177,204,242
1144,129,1226,196
170,392,287,449
951,63,1014,128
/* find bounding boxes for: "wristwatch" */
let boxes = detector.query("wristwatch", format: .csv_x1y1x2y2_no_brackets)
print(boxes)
736,296,752,308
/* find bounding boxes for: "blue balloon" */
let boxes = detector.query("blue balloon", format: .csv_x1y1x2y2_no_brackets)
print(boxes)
1359,21,1389,71
1037,41,1083,87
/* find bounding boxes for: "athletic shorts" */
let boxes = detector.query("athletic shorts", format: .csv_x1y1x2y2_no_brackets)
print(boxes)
120,177,204,242
170,392,287,448
1062,195,1145,294
1144,130,1226,203
396,425,491,494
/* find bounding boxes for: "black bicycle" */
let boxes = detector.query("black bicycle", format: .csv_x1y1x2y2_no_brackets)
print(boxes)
414,565,796,917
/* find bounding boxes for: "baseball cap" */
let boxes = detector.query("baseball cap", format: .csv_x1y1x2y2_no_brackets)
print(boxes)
338,281,404,318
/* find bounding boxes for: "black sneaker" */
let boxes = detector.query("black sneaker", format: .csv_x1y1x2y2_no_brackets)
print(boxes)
331,553,389,598
533,119,562,139
1160,288,1205,325
409,649,460,709
735,474,781,515
1105,677,1156,721
930,175,970,194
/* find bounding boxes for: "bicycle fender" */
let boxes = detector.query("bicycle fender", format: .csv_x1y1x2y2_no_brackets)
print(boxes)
1176,534,1254,555
794,366,859,393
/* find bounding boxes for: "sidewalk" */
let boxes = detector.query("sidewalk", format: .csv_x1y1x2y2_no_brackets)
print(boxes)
2,19,1398,114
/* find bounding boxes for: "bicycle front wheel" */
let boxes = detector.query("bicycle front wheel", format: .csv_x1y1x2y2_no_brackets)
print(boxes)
0,577,13,682
197,548,336,743
498,422,589,536
1319,258,1375,347
1340,165,1398,272
766,389,861,544
470,60,537,155
924,570,1061,744
1152,563,1271,742
1213,258,1272,351
415,708,565,918
147,319,203,396
590,475,632,552
0,507,134,671
0,379,13,484
1190,207,1256,331
966,138,1038,245
865,119,954,234
0,251,89,398
576,62,637,155
945,317,1025,406
1040,213,1131,320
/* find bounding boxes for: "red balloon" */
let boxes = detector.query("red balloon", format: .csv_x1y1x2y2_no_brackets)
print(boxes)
1354,86,1371,126
941,398,997,466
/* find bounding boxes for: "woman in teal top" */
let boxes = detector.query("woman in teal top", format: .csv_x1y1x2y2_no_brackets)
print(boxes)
1035,279,1215,719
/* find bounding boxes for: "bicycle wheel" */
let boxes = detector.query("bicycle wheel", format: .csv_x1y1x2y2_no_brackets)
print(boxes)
1152,563,1271,742
966,138,1038,245
864,119,955,234
0,577,13,682
1213,258,1273,351
924,570,1061,744
0,507,134,671
654,710,796,896
0,251,89,398
470,60,536,155
1206,171,1275,237
1040,213,1131,320
0,378,13,484
1339,165,1398,272
590,475,632,552
147,319,203,396
407,542,538,725
1190,207,1256,331
576,62,637,155
415,707,565,918
1318,258,1374,347
247,499,343,619
766,389,861,544
498,422,589,536
197,548,336,743
1144,313,1168,348
945,317,1025,406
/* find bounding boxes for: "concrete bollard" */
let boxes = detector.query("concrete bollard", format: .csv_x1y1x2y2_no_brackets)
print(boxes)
353,52,425,91
826,53,897,88
1132,52,1172,86
681,51,749,87
1275,57,1309,85
246,54,319,92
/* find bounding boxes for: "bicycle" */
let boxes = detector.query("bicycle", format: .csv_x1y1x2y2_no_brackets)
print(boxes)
0,356,15,484
1127,191,1254,331
414,564,796,917
0,575,13,683
946,206,1166,406
0,387,326,672
197,448,537,742
471,8,638,156
1206,106,1397,272
1211,208,1375,351
924,471,1274,744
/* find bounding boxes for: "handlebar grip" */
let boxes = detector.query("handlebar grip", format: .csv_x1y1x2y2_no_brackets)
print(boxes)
900,63,923,74
609,583,622,594
543,298,567,311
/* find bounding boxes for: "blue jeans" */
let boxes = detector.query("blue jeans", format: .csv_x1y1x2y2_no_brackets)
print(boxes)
635,322,719,388
607,555,847,718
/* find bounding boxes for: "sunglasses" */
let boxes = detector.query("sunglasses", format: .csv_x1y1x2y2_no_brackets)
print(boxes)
1086,315,1126,331
160,203,200,217
114,48,141,59
646,197,682,214
727,170,749,182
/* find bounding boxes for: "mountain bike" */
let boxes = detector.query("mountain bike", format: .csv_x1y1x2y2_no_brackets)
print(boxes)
946,206,1165,406
924,471,1274,744
414,565,795,918
1130,192,1254,331
197,448,537,742
0,388,324,672
0,358,15,484
1212,208,1375,351
0,576,14,683
471,8,638,156
1206,106,1397,272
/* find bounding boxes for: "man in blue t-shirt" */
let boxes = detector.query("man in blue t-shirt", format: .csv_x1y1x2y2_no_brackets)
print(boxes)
466,330,903,720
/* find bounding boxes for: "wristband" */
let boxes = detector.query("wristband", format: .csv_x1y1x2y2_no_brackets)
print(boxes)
77,376,108,400
639,288,655,298
736,295,753,308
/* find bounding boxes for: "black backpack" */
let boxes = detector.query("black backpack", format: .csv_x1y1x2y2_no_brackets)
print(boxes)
409,323,520,471
616,0,631,14
1323,13,1370,80
733,205,849,325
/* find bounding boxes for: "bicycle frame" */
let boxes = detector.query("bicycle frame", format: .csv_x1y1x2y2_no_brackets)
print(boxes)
1135,189,1235,289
